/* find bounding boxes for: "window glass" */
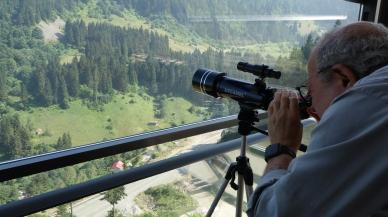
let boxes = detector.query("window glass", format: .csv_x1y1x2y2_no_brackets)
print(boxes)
0,0,358,161
0,2,358,213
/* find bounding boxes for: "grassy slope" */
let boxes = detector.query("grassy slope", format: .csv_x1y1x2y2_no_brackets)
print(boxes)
59,0,307,58
161,97,201,125
18,92,203,146
62,1,211,53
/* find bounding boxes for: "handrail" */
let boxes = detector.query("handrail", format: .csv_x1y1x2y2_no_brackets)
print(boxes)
0,114,315,217
0,114,256,182
0,132,270,217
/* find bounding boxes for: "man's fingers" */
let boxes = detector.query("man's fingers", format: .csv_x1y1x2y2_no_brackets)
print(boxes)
290,96,300,115
280,91,290,110
270,90,300,115
270,91,281,111
268,102,274,115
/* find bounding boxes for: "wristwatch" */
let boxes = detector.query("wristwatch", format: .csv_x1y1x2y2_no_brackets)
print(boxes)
264,143,296,162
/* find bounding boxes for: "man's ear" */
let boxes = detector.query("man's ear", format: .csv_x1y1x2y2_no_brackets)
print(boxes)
331,64,358,89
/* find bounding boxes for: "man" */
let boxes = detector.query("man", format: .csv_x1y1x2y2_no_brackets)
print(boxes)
247,22,388,217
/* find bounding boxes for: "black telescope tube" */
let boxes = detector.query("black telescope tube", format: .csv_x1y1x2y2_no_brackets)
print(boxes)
193,68,310,119
192,69,274,110
192,68,310,152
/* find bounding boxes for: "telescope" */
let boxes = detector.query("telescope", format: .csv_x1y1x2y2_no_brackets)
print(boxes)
193,62,311,217
192,62,311,118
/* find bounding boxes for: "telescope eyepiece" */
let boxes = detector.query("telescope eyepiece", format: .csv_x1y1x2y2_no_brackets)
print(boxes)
237,62,281,79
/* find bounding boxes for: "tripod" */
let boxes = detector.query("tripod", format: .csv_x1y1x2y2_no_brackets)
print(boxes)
206,105,261,217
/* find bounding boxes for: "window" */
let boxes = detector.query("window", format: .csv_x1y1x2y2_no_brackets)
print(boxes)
0,1,359,216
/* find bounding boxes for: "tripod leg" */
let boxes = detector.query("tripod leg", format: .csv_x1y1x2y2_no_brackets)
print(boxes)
236,174,245,217
245,185,253,201
244,163,254,201
206,178,229,217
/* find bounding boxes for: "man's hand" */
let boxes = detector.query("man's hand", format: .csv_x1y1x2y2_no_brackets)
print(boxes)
267,90,302,152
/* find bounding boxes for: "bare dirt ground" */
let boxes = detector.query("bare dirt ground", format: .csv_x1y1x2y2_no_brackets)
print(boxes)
38,17,65,43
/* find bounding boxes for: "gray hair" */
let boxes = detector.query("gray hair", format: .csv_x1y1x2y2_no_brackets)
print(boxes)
316,22,388,80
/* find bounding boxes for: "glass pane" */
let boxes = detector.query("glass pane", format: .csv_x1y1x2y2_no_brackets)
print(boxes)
0,0,359,162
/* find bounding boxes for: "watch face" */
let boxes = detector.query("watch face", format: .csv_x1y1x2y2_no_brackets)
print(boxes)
267,144,279,156
265,144,280,162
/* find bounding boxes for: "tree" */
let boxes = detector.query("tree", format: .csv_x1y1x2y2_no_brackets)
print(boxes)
128,63,138,85
20,83,29,105
32,27,43,40
0,114,32,159
56,204,73,217
26,173,51,196
58,70,70,109
0,183,20,204
65,59,80,97
101,186,127,217
301,33,316,62
0,68,7,101
55,133,72,150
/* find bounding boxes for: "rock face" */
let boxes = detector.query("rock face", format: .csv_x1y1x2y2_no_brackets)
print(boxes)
38,17,65,43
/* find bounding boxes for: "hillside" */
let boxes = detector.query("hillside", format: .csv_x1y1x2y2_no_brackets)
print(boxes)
36,0,358,54
18,92,205,146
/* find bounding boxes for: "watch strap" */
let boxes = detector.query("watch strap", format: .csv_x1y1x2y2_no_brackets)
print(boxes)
265,143,296,162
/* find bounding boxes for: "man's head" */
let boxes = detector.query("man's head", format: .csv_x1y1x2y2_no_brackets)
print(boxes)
307,22,388,120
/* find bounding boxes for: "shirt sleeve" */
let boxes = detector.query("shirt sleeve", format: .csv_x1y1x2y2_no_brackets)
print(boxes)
247,89,388,217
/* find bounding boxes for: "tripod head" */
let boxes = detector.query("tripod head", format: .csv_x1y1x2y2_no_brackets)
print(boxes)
237,103,261,136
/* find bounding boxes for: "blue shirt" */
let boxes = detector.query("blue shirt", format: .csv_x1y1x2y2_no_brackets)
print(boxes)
247,65,388,217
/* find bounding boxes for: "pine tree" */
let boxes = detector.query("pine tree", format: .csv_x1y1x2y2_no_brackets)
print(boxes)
112,61,128,92
64,21,75,45
20,83,28,105
301,34,315,62
0,68,7,101
0,114,32,159
58,70,69,109
43,76,54,106
128,63,138,85
55,133,72,150
65,59,80,97
78,56,88,84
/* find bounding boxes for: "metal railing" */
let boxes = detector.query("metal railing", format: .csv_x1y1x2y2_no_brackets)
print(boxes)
0,115,242,182
0,113,316,217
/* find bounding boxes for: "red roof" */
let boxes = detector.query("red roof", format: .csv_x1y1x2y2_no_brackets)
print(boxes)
111,160,125,170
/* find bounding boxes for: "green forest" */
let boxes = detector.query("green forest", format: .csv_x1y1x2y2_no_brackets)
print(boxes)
0,0,357,214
